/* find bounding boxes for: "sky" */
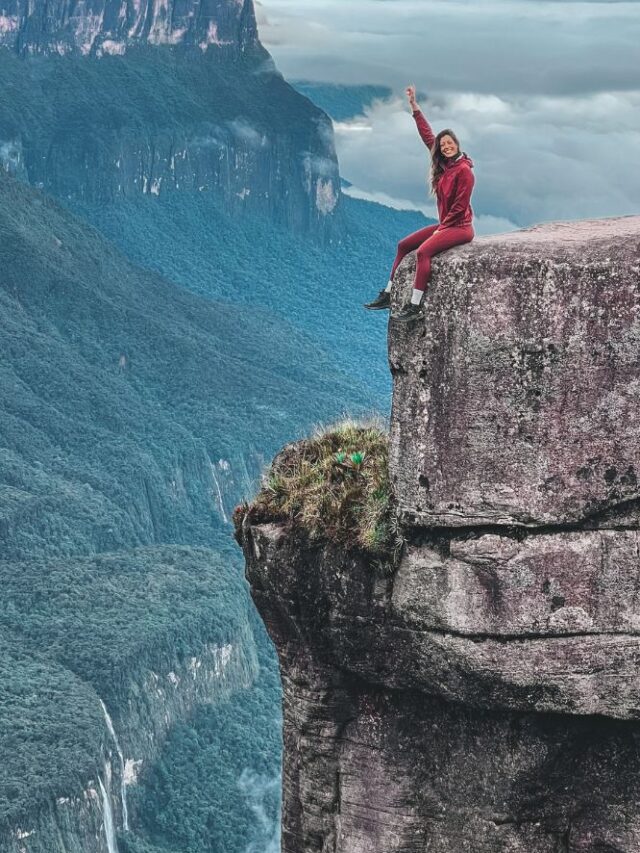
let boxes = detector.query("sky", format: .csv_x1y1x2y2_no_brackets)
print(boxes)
257,0,640,233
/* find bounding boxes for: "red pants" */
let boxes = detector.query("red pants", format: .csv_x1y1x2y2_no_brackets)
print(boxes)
390,223,474,292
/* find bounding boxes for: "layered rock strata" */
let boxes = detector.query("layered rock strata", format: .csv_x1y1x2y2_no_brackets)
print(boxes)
239,215,640,852
0,0,258,56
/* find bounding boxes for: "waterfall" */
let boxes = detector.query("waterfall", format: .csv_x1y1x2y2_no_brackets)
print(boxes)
238,769,281,853
210,463,229,524
99,699,129,831
98,765,119,853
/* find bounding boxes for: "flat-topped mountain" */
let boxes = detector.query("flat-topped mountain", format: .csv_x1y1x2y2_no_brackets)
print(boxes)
0,0,258,56
0,0,341,237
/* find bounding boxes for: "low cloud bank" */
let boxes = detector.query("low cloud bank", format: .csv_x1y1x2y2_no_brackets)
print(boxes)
335,91,640,230
258,0,640,231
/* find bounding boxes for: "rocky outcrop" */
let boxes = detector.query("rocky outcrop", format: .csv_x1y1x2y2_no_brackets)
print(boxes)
389,216,640,528
239,216,640,852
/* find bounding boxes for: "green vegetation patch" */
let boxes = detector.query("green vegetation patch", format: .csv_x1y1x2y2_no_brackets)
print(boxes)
0,545,251,707
236,420,399,558
0,630,104,829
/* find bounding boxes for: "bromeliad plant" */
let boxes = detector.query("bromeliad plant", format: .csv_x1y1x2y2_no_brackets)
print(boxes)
335,450,365,469
234,420,400,561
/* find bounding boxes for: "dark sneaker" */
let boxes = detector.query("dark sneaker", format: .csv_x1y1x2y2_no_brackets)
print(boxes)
392,303,422,322
364,289,391,310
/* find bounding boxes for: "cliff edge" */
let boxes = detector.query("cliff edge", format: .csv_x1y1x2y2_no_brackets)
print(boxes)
237,215,640,852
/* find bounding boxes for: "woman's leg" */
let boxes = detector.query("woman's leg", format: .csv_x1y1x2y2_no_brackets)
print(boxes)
366,223,441,309
413,225,474,294
390,223,440,281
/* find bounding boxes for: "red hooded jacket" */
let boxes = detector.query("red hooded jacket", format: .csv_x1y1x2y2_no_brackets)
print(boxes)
412,109,475,230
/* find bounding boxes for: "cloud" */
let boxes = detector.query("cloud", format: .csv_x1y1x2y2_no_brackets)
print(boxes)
259,1,640,96
259,1,640,230
227,119,268,147
238,769,280,853
301,152,339,178
334,90,640,228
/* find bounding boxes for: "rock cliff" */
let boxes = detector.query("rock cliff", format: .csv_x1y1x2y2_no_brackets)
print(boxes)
0,544,260,853
0,0,258,56
1,627,258,853
238,215,640,852
0,0,341,237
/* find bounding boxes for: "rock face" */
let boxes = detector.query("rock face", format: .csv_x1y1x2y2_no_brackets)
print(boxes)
239,216,640,852
0,0,341,237
389,216,640,527
0,0,258,56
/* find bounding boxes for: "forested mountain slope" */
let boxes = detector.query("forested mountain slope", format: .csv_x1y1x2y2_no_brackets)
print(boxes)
0,171,373,851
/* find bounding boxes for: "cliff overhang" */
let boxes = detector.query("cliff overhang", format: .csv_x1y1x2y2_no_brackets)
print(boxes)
240,215,640,852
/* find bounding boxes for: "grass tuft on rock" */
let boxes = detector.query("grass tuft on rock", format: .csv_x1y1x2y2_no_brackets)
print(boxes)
234,420,399,560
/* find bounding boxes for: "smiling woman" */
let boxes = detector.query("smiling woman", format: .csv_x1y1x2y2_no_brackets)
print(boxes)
259,0,640,231
364,84,475,321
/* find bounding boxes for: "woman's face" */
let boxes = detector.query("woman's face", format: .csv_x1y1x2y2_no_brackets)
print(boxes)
439,134,459,158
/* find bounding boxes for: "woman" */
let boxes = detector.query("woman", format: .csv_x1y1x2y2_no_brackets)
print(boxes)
365,84,475,322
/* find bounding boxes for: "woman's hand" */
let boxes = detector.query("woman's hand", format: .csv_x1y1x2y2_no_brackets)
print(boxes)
406,84,418,112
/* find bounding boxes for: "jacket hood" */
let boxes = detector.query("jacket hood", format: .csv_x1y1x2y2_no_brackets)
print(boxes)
444,152,474,169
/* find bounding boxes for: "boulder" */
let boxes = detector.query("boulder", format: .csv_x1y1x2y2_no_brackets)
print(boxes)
389,216,640,527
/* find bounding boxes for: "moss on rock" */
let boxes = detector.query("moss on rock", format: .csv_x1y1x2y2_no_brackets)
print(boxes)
234,420,399,559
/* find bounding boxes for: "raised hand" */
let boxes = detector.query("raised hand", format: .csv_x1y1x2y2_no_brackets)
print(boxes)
406,84,418,111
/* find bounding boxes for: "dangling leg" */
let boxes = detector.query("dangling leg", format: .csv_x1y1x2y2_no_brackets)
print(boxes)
389,223,441,285
365,224,440,310
394,225,474,321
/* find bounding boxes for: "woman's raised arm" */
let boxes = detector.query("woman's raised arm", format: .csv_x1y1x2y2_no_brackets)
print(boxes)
407,84,436,152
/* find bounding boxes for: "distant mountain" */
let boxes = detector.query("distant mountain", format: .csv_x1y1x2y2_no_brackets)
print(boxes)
292,81,394,121
0,3,432,847
0,1,341,239
0,0,259,55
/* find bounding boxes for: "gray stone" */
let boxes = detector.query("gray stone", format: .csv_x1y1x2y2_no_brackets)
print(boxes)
240,215,640,852
389,216,640,528
241,518,640,851
393,530,640,637
244,522,640,719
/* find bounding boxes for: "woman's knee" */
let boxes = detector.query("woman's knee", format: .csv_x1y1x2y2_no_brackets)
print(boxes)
416,244,433,262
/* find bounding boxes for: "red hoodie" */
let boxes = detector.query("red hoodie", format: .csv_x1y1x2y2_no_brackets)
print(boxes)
412,109,475,230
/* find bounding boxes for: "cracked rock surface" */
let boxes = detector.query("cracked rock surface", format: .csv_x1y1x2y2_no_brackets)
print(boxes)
239,216,640,852
389,215,640,528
